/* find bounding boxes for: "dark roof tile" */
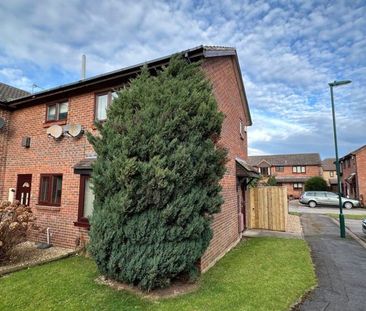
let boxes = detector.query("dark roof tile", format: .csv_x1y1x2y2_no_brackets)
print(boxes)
248,153,321,166
0,82,30,102
322,158,336,171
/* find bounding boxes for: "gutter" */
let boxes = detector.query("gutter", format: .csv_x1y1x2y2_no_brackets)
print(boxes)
6,46,207,108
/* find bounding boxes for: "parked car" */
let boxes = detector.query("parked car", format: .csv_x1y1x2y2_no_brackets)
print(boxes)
299,191,360,209
362,219,366,235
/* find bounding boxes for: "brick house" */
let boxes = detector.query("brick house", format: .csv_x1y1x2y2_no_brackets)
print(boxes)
322,158,337,192
248,153,322,199
0,83,30,204
0,45,258,272
339,145,366,206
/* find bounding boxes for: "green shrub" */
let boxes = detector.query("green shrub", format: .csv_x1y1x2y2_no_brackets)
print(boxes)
87,56,227,291
266,176,277,186
304,176,327,191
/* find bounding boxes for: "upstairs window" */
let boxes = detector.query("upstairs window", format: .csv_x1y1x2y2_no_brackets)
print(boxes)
275,166,284,172
260,167,270,176
292,166,305,173
46,102,68,122
330,171,334,177
95,91,118,121
39,174,63,206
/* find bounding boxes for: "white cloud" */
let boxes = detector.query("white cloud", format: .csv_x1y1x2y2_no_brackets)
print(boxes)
0,68,33,92
0,0,365,157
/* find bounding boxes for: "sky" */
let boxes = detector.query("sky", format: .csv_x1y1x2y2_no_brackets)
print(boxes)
0,0,365,159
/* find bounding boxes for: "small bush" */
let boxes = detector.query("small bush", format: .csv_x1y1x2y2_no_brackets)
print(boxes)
0,201,39,262
304,176,327,191
266,176,277,186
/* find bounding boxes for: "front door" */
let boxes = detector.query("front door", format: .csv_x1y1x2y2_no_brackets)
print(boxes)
16,174,32,206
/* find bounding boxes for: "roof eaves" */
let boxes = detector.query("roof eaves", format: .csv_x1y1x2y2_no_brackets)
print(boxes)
6,45,206,107
339,145,366,161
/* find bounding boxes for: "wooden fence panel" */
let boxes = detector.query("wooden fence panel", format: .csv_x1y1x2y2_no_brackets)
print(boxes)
247,186,288,231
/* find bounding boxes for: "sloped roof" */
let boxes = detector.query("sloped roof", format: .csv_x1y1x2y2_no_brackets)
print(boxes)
322,158,336,171
4,45,252,125
248,153,321,166
235,157,260,178
0,82,30,102
339,145,366,161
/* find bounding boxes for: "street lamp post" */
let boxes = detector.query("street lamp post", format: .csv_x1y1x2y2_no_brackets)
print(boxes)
328,80,351,238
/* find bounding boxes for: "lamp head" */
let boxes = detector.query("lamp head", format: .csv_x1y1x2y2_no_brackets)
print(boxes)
329,80,352,87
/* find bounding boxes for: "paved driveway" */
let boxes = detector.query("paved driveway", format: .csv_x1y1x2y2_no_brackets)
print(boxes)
289,200,366,216
297,214,366,311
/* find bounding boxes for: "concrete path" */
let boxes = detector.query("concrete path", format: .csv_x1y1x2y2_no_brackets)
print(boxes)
243,229,302,239
298,214,366,311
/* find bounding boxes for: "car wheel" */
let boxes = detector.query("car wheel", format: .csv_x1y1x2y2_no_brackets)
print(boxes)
309,201,317,208
344,202,353,209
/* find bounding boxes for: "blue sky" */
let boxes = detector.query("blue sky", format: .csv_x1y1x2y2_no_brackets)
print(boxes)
0,0,365,158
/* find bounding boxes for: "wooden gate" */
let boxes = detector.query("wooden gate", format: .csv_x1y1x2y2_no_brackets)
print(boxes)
248,186,288,231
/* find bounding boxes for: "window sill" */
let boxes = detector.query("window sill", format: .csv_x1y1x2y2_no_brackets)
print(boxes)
43,120,67,128
74,221,90,229
35,205,61,211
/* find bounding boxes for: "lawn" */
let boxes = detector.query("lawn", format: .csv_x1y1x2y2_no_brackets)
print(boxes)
0,238,316,311
327,213,366,220
289,211,302,216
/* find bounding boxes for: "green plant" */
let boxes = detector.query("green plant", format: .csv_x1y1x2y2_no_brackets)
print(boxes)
87,56,227,291
304,176,327,191
266,175,277,186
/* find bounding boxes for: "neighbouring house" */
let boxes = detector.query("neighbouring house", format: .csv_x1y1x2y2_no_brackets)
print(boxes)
339,145,366,206
248,153,322,199
0,83,30,204
322,158,337,192
0,45,259,272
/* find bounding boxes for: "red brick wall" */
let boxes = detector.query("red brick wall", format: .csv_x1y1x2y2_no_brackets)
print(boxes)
0,56,249,271
356,149,366,205
255,165,321,199
0,108,10,199
0,93,98,247
272,165,321,177
200,56,249,271
340,155,357,199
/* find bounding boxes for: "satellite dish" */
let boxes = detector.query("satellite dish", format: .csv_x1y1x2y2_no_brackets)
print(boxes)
47,125,63,139
0,117,5,129
64,124,83,138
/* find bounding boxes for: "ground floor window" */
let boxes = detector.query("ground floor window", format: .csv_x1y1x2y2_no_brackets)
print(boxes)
76,175,95,227
38,174,62,206
293,182,304,190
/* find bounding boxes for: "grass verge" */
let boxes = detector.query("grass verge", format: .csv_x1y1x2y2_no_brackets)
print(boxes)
289,211,302,216
0,238,316,311
327,214,365,220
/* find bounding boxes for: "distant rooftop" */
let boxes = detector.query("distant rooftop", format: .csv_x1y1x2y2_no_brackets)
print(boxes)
0,82,30,102
248,153,321,166
322,158,336,171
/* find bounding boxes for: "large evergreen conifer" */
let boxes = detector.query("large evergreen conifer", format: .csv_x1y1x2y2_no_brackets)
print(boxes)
88,56,227,290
